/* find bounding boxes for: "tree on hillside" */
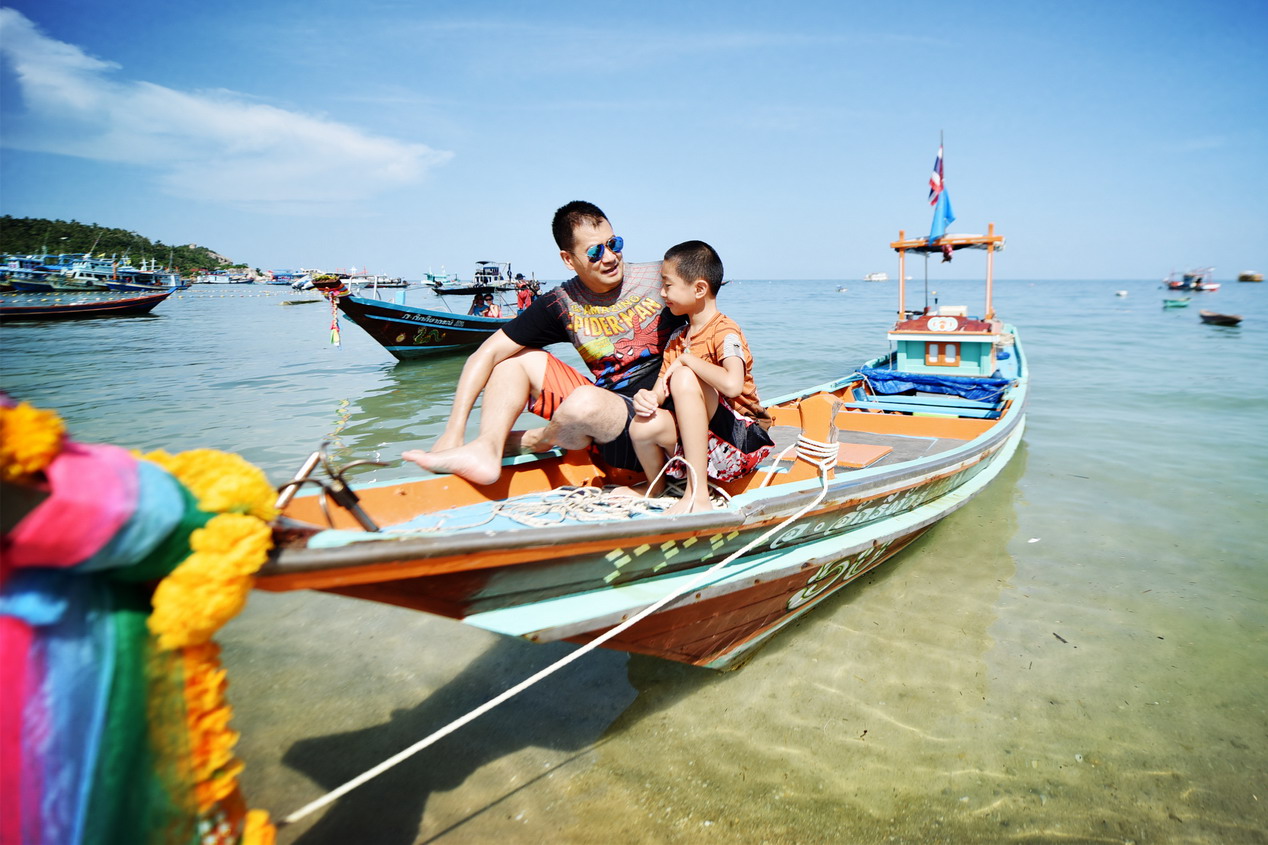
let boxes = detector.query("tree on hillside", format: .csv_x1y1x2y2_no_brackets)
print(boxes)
0,216,234,275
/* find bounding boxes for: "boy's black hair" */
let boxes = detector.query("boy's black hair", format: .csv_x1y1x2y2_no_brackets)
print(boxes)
551,201,608,253
664,240,724,295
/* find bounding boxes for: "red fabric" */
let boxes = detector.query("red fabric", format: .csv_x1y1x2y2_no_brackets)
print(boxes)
527,355,591,420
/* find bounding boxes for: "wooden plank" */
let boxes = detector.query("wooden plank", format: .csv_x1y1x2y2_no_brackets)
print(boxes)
843,401,998,419
837,442,893,468
863,393,996,410
833,409,994,440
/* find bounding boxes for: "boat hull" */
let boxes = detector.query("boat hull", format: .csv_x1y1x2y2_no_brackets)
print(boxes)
1199,310,1242,326
466,423,1023,668
0,290,175,320
337,294,510,358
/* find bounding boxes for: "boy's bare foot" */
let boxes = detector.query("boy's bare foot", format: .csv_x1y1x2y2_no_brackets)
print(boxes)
609,483,671,499
402,443,503,486
664,494,715,515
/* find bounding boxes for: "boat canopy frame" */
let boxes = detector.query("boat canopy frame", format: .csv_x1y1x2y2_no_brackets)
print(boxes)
890,225,1005,321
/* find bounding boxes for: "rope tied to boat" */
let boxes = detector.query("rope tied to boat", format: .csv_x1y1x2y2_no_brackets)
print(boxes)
280,436,836,827
493,486,674,527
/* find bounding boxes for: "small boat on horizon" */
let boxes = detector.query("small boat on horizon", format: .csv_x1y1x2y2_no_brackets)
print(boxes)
1164,267,1220,292
1237,271,1263,283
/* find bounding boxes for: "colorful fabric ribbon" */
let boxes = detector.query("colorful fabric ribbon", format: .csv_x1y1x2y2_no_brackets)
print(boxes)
1,400,276,845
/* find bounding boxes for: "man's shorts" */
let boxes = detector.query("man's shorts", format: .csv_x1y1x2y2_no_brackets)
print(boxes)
527,354,641,471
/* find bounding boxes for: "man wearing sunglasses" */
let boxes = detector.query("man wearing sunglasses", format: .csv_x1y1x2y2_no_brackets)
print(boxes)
404,200,685,485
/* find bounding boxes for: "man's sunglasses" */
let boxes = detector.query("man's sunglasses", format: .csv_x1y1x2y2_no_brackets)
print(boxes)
584,236,623,262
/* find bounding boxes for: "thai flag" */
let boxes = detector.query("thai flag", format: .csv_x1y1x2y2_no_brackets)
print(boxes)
928,145,944,206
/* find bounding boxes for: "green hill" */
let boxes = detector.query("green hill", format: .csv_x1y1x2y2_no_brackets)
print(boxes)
0,216,245,275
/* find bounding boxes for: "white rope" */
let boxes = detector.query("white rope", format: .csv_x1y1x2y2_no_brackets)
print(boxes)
280,440,838,826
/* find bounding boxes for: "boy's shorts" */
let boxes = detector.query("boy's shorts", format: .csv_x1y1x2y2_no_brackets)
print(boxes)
665,401,775,483
526,354,641,471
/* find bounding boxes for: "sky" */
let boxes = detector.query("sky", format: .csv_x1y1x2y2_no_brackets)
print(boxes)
1,0,1265,281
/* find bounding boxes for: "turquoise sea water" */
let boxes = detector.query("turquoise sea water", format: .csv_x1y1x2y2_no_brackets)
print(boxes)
3,277,1266,843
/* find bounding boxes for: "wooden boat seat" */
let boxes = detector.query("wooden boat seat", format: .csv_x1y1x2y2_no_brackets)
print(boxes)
854,391,996,410
842,400,999,419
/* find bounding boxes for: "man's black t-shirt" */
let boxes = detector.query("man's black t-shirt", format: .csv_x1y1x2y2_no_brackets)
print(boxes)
502,261,685,397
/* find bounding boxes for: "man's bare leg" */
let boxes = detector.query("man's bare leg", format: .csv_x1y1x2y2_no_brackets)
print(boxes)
403,351,548,484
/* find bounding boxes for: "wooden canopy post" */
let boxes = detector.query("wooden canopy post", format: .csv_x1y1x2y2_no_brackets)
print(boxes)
896,230,906,319
985,222,996,320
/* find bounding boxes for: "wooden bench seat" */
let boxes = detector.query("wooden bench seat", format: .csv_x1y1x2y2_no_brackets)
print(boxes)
843,401,999,419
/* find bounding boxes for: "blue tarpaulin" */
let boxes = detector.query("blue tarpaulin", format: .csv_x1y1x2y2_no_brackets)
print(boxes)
858,366,1011,403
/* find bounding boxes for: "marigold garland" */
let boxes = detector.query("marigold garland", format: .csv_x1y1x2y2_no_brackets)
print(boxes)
0,401,67,482
137,446,280,841
141,448,279,522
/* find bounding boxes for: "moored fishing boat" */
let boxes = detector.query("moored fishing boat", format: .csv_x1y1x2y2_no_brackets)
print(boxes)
0,289,175,320
259,215,1025,669
1199,309,1242,326
1163,297,1191,308
336,287,513,359
1164,267,1220,291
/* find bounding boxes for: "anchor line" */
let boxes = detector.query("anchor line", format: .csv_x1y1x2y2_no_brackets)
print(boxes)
280,435,840,826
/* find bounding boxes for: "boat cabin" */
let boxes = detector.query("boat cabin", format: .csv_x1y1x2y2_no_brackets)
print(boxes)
888,225,1007,379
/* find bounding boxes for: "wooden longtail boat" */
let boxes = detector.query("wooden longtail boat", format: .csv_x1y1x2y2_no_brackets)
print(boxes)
261,224,1025,669
337,292,512,359
0,290,174,320
1199,309,1242,326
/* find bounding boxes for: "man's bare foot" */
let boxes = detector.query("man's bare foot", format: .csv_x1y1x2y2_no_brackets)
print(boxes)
402,443,503,486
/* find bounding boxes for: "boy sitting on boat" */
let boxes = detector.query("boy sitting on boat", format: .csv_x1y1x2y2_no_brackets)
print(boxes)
627,241,773,514
403,201,685,485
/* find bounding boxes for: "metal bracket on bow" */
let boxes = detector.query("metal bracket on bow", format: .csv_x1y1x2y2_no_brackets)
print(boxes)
274,442,390,532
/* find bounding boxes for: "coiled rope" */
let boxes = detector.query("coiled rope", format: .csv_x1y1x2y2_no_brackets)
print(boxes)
281,435,840,826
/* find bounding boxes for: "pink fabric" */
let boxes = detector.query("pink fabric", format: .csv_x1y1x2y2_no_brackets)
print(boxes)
0,614,35,845
1,443,139,570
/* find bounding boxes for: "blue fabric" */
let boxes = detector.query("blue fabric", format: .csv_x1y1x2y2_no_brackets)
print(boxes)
77,463,187,573
859,366,1011,403
1,568,70,626
5,569,115,845
929,188,955,242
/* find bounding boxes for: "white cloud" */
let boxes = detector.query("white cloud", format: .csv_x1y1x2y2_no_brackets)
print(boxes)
0,8,452,211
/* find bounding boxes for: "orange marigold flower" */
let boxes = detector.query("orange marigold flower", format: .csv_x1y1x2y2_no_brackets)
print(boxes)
141,448,278,521
0,402,66,482
149,572,250,650
242,810,276,845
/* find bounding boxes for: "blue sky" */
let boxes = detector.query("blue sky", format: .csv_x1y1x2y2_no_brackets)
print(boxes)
1,1,1264,280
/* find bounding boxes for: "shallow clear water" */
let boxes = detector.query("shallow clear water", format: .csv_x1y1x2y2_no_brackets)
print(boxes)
3,277,1266,843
